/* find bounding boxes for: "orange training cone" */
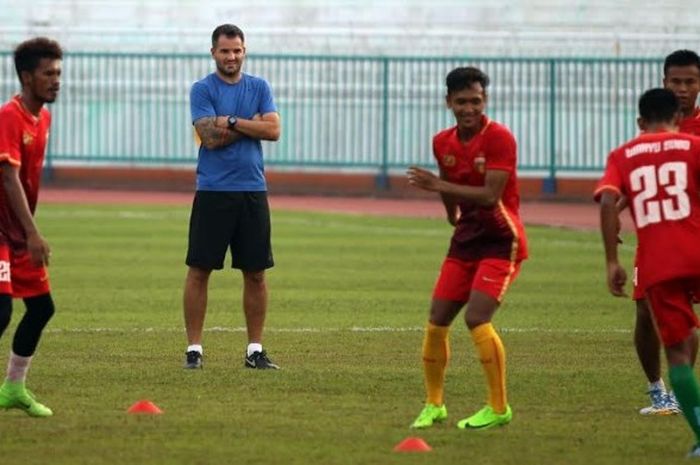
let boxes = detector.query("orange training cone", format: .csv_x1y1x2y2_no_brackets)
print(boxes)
127,400,163,415
393,437,432,452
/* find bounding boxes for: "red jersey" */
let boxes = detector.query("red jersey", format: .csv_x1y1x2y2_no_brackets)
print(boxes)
432,116,528,262
595,131,700,289
679,107,700,136
619,109,700,299
0,95,51,249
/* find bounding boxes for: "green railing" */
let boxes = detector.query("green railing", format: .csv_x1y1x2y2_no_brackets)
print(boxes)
1,52,664,190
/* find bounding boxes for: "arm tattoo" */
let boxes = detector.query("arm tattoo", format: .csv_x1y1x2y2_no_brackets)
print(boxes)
194,117,241,149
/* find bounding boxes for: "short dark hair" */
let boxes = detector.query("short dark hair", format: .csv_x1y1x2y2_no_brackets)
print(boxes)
445,67,490,94
638,88,679,123
14,37,63,83
211,24,245,48
663,49,700,76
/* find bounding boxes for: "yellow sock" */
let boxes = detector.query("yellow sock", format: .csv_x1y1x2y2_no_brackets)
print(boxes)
470,323,507,413
422,322,450,405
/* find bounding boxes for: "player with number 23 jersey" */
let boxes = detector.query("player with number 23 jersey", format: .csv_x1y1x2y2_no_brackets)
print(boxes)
595,131,700,293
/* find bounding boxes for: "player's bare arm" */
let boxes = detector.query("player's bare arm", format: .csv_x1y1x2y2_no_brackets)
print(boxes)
0,162,50,267
599,190,627,297
407,166,509,207
194,116,243,149
613,195,626,243
437,167,459,225
232,112,281,141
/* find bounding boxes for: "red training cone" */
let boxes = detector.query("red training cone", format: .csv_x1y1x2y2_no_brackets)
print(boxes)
393,437,432,452
127,400,163,415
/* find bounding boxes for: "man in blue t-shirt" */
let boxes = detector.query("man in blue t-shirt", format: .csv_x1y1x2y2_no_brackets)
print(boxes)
183,24,281,370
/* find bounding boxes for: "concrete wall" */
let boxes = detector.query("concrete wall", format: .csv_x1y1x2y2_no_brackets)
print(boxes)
44,165,598,201
1,0,699,56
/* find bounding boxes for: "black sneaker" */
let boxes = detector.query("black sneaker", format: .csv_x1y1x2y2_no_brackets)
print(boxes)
244,350,279,369
184,350,203,369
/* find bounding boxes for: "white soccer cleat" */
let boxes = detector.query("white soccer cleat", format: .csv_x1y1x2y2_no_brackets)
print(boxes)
639,389,680,416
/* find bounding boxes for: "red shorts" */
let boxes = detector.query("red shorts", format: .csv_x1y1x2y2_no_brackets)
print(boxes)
433,257,521,303
635,264,700,303
645,277,700,347
0,245,50,298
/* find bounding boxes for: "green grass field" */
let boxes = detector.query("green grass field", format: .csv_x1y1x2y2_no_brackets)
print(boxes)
0,203,692,464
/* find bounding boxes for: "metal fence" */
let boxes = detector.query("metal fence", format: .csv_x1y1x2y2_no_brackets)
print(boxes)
0,52,665,185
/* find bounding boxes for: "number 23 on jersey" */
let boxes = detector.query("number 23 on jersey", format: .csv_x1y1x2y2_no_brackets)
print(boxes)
630,161,690,228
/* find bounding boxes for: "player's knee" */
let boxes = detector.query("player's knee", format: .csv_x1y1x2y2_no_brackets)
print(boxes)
23,293,55,328
11,294,54,357
187,267,211,286
243,271,265,286
0,294,12,333
635,298,650,313
465,314,486,329
635,299,653,323
429,299,462,326
464,293,499,329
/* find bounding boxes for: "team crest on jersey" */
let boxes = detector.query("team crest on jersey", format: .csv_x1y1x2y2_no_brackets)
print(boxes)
441,153,456,167
22,131,34,146
474,153,486,174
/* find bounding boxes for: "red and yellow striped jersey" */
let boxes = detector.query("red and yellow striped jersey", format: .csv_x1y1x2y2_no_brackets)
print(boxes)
432,115,528,262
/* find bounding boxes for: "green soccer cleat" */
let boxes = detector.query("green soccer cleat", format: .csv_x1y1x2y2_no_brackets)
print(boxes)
457,404,512,430
0,381,53,417
410,403,447,429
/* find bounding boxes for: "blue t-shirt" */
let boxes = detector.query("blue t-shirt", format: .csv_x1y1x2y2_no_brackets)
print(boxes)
190,72,277,191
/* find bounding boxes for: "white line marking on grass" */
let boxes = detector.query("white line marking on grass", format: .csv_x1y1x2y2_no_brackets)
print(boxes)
40,209,188,220
44,326,631,334
528,238,636,252
499,327,631,334
39,210,616,245
274,216,448,237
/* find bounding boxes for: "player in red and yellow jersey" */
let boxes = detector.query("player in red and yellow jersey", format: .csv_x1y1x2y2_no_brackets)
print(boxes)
629,50,700,416
0,38,62,417
407,66,527,430
598,88,700,458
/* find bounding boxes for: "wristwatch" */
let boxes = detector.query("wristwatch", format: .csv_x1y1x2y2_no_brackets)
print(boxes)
227,116,238,128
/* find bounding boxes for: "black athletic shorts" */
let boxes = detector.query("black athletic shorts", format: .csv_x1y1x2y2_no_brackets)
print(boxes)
186,191,274,271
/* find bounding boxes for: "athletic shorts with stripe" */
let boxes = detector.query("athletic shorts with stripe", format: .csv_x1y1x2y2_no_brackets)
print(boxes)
432,257,521,303
0,244,50,298
186,191,274,271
